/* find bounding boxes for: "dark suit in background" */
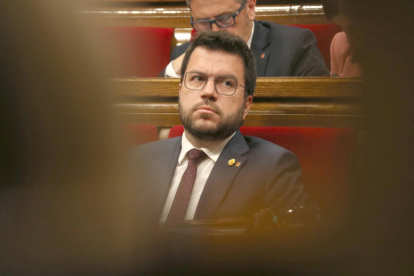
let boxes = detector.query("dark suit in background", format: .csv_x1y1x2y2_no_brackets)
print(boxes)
163,21,329,77
129,131,315,225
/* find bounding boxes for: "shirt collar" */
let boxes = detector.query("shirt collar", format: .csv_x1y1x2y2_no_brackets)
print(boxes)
246,21,255,49
178,131,236,165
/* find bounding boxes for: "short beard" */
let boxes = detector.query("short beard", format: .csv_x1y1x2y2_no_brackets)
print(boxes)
179,98,245,142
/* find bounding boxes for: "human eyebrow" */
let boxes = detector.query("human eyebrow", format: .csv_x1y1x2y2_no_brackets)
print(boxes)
217,74,237,79
189,70,207,75
212,74,239,82
190,71,237,80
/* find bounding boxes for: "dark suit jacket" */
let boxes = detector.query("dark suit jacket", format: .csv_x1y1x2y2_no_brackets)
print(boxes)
129,130,315,225
161,20,329,77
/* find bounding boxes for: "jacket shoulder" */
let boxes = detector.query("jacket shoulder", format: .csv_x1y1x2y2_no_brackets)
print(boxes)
171,42,191,60
129,137,180,157
242,135,296,158
257,20,311,36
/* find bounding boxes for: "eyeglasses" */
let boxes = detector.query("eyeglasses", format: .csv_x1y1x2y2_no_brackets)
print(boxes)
183,71,245,96
190,2,246,32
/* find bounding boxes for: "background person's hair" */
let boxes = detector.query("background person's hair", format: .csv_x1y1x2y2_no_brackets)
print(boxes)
186,0,247,9
180,31,257,97
322,0,340,20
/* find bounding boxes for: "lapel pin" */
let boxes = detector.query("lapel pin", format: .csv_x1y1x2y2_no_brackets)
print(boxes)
235,162,241,167
260,53,265,59
228,159,235,166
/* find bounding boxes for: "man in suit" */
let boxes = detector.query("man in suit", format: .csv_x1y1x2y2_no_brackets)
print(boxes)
161,0,329,78
132,31,314,228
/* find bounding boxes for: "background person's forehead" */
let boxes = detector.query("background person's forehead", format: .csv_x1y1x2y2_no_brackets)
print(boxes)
190,0,241,18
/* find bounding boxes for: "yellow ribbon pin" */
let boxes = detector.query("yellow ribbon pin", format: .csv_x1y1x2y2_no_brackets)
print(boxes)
228,159,236,166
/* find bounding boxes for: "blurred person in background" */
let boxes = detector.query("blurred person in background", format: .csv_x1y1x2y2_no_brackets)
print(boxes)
0,1,145,274
322,0,363,77
161,0,329,77
327,0,414,274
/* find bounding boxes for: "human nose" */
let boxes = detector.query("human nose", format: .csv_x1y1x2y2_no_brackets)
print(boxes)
200,77,218,100
211,22,221,32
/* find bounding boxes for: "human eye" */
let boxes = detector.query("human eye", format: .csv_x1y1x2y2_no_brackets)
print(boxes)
197,21,211,28
216,76,236,88
189,73,206,83
192,18,213,31
217,15,232,23
216,15,234,27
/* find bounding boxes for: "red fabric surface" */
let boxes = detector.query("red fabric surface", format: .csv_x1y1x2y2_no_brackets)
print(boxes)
190,28,198,41
100,26,174,77
168,125,186,138
126,124,158,146
292,24,343,69
168,126,356,221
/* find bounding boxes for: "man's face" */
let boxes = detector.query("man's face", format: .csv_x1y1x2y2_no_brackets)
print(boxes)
179,47,253,141
190,0,256,42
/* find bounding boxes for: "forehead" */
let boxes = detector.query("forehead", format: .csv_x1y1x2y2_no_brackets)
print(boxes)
190,0,241,19
186,47,245,81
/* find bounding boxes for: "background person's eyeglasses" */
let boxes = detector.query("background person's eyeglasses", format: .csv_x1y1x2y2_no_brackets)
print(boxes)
183,71,245,96
190,2,246,32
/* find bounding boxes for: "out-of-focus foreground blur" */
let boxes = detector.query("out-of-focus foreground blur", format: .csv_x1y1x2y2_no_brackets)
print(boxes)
338,0,414,274
0,1,140,275
1,0,414,275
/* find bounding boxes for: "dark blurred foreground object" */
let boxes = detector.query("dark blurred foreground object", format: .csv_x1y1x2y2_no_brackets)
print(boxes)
164,207,326,275
0,1,140,275
126,124,158,146
180,206,320,230
329,0,414,275
99,26,175,77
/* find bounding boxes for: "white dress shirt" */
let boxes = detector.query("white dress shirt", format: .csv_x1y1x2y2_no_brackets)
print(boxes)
158,131,236,224
164,22,255,78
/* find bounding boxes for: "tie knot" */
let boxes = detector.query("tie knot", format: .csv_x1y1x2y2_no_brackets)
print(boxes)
187,148,206,162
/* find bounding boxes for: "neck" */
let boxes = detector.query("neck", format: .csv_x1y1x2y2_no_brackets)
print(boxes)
244,20,254,43
184,130,225,149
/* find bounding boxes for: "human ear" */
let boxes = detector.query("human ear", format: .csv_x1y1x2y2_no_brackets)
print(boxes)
243,95,253,120
246,0,256,21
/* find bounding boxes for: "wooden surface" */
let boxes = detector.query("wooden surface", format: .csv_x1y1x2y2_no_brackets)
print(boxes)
111,77,362,98
87,0,318,3
82,5,328,28
112,77,364,129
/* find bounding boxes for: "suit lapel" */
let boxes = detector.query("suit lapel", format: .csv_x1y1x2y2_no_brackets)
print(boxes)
194,131,249,219
251,21,271,76
150,137,182,224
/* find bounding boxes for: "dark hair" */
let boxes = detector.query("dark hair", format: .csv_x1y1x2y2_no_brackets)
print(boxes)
180,31,257,97
322,0,340,21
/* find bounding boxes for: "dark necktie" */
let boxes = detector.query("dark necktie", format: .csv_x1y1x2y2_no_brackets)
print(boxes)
165,148,206,228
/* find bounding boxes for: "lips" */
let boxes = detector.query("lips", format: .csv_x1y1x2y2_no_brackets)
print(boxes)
196,105,217,114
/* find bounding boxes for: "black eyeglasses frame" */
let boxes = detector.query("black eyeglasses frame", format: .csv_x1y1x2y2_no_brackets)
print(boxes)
183,71,246,96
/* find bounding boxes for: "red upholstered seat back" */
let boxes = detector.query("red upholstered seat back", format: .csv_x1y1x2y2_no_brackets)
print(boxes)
168,126,356,222
100,26,174,77
292,24,342,69
126,124,158,146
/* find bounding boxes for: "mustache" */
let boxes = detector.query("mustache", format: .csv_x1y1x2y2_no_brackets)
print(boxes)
191,99,221,115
